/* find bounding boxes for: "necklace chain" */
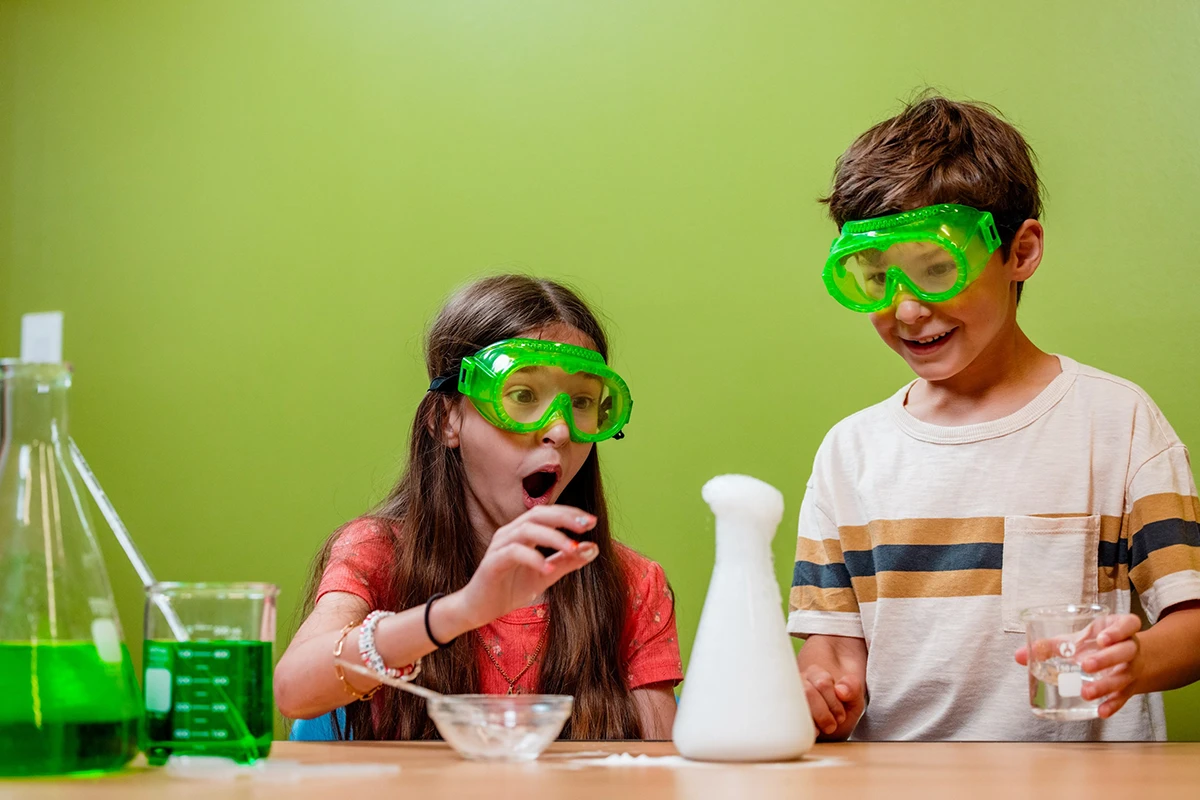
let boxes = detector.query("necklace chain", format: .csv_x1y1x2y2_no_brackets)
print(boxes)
476,623,549,695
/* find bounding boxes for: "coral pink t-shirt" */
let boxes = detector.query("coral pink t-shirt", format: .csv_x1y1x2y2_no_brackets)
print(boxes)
317,520,684,695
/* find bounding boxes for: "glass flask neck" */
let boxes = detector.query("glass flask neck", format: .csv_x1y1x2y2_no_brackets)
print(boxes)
1,361,72,447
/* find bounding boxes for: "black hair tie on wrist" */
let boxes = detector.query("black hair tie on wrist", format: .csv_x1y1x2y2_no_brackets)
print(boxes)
425,593,453,649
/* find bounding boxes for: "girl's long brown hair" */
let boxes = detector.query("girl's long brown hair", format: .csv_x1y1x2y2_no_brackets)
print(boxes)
301,274,642,740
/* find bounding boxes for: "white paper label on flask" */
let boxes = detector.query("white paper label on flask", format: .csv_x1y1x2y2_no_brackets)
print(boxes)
91,618,123,663
144,668,173,713
1058,672,1083,698
20,312,64,363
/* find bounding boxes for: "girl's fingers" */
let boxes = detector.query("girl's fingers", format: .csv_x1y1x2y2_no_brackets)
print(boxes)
496,542,551,575
1081,670,1134,702
511,505,597,535
544,542,599,577
1013,645,1029,666
499,522,578,554
1082,639,1138,673
495,539,598,581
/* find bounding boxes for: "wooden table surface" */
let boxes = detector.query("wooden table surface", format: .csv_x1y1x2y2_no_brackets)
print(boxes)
4,740,1199,799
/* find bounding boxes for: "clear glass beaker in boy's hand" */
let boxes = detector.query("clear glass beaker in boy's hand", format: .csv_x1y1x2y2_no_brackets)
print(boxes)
1022,604,1112,721
142,582,278,765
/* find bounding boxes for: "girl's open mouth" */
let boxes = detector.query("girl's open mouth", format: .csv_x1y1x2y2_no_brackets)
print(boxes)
901,328,956,356
522,467,561,509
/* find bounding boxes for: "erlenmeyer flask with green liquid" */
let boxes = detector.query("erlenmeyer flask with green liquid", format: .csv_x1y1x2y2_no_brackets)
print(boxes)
0,361,141,777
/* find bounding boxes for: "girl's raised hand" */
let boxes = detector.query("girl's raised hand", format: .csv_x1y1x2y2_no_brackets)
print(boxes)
458,505,599,626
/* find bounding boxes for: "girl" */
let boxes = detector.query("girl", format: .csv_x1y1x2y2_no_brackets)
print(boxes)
274,274,682,740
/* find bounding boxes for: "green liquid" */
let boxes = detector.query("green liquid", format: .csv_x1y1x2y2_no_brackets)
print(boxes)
0,641,141,777
142,640,273,765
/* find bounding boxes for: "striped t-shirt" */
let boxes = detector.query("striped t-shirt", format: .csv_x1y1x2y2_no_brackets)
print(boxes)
787,356,1200,741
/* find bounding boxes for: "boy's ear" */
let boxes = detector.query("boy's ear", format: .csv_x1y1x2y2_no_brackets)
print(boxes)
428,396,463,449
1007,219,1045,282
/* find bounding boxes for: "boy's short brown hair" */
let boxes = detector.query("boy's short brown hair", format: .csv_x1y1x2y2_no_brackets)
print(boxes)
821,94,1043,298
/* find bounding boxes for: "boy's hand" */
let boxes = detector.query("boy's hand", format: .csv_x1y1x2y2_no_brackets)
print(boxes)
1013,613,1143,718
801,666,866,738
1081,614,1143,717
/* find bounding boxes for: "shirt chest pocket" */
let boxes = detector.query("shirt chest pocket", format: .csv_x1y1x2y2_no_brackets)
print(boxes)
1000,515,1100,633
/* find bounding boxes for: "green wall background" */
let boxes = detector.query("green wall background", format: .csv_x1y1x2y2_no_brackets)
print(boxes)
3,1,1198,739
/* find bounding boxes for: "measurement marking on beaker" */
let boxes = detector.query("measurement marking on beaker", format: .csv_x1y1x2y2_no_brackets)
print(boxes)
177,675,211,685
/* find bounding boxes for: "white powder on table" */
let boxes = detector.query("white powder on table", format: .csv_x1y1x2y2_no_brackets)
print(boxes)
564,753,848,769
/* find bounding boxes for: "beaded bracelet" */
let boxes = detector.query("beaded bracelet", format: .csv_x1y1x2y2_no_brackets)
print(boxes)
359,609,419,680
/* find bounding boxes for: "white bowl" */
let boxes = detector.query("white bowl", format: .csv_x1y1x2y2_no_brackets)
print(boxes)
426,694,573,762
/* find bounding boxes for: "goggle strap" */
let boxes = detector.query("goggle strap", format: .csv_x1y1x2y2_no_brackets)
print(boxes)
429,357,479,394
978,212,1002,252
428,374,459,394
458,359,480,394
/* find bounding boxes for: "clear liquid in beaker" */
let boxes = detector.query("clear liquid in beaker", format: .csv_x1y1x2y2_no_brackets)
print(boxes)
1029,656,1102,721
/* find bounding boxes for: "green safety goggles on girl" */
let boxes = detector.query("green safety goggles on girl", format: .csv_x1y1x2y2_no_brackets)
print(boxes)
823,203,1002,313
430,338,633,442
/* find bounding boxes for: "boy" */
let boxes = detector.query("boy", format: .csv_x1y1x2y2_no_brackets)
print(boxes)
789,96,1200,740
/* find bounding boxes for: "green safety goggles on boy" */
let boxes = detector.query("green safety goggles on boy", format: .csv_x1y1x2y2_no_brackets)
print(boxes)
823,203,1002,313
430,338,633,442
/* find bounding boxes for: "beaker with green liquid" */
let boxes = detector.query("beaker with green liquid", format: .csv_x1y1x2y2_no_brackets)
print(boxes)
0,361,142,777
143,582,277,765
